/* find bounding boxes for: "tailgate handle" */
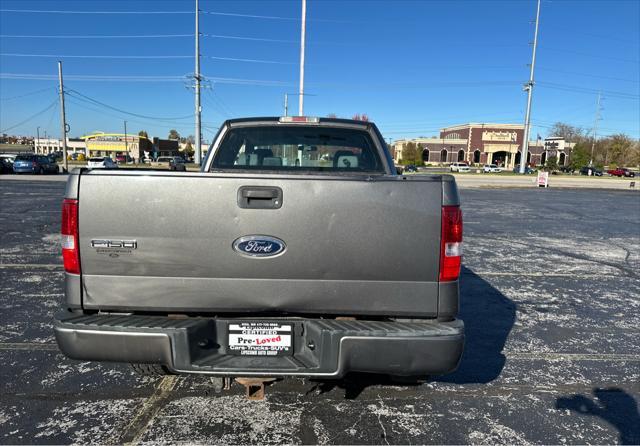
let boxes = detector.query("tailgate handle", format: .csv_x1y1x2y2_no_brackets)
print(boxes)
238,186,283,209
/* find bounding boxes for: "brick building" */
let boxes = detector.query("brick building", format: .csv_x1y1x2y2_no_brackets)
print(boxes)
393,123,573,168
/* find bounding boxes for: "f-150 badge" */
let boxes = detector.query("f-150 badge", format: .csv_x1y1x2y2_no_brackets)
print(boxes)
233,235,286,258
91,240,137,257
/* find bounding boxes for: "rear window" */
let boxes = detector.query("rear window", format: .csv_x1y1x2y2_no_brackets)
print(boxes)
15,155,36,161
210,125,384,173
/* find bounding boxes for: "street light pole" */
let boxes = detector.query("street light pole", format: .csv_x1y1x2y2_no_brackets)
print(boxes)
194,0,202,165
590,92,601,166
124,120,128,163
298,0,307,116
519,0,541,174
284,93,288,117
58,61,69,172
36,127,40,154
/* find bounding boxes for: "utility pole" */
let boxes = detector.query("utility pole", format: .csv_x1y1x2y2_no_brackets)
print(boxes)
519,0,541,174
284,93,288,117
58,61,69,172
298,0,307,116
124,120,128,162
194,0,202,165
36,126,40,154
590,92,602,166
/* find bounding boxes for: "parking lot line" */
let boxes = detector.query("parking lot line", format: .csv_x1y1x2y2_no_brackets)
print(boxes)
0,342,59,351
119,375,178,446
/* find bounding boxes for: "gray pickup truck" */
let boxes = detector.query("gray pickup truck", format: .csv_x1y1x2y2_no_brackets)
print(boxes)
54,116,464,383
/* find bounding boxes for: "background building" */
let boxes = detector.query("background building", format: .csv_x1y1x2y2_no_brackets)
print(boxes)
34,138,86,155
393,123,574,167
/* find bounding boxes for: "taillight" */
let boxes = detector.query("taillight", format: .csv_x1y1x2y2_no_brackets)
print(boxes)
61,198,80,274
440,205,463,282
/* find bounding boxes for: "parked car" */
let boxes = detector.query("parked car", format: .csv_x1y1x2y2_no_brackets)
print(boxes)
483,164,502,173
579,166,603,176
87,157,118,169
0,157,13,174
404,164,418,173
0,154,17,165
154,156,187,171
115,154,134,164
12,154,58,174
559,166,575,174
606,167,635,178
450,162,470,173
54,116,465,386
512,165,536,174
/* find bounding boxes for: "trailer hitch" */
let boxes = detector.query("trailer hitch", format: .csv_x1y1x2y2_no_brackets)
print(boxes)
235,377,276,400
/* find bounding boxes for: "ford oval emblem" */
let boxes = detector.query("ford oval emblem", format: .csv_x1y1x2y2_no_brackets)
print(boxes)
232,235,286,258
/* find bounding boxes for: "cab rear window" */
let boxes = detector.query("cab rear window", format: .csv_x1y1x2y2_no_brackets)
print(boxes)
210,126,384,173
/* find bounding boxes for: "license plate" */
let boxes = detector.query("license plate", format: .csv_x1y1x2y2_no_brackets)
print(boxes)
228,322,293,356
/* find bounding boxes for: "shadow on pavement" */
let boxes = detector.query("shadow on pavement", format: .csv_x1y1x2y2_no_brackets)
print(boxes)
436,266,516,384
556,388,640,445
308,266,516,398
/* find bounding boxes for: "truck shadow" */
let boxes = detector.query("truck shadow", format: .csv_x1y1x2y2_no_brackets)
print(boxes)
307,266,516,398
555,387,640,445
436,266,516,384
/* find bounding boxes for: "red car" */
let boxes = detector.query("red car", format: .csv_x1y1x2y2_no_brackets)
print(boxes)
606,167,635,178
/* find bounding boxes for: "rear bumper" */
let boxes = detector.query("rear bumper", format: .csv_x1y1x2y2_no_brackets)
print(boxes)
54,315,464,378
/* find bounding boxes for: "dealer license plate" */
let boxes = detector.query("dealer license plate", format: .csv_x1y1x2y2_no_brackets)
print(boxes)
228,322,293,356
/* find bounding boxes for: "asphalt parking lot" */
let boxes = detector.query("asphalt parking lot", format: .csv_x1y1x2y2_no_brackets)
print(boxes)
1,179,639,444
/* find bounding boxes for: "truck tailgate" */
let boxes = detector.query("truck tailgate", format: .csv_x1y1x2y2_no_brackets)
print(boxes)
77,171,443,316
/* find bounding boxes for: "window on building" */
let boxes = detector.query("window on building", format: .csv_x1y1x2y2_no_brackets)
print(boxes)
559,152,566,166
458,150,465,162
440,149,448,163
422,149,429,162
473,150,481,164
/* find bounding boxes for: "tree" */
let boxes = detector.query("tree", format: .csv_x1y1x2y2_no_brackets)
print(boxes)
351,113,370,122
401,142,420,165
544,156,559,172
138,130,148,138
569,142,591,169
604,134,634,167
548,122,585,142
183,140,194,156
168,129,180,140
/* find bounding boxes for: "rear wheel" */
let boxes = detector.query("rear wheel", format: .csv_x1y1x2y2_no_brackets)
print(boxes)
130,363,173,376
38,167,44,175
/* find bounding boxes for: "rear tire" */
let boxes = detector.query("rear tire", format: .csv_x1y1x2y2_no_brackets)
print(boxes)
38,167,44,175
130,363,173,376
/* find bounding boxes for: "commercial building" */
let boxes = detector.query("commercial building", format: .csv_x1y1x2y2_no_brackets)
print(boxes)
34,138,86,155
393,123,574,168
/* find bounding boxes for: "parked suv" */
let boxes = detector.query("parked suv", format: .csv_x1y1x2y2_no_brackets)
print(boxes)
12,154,58,174
155,156,187,171
450,162,470,173
580,166,603,176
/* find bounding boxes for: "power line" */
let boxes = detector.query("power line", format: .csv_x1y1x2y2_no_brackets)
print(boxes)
537,81,639,100
201,10,350,23
0,9,191,14
0,73,292,86
1,98,58,133
202,33,297,43
0,86,54,101
538,46,640,64
1,53,192,59
66,89,193,121
0,34,192,39
536,67,638,84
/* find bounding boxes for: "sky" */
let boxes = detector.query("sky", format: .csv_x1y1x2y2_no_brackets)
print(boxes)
0,0,638,144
